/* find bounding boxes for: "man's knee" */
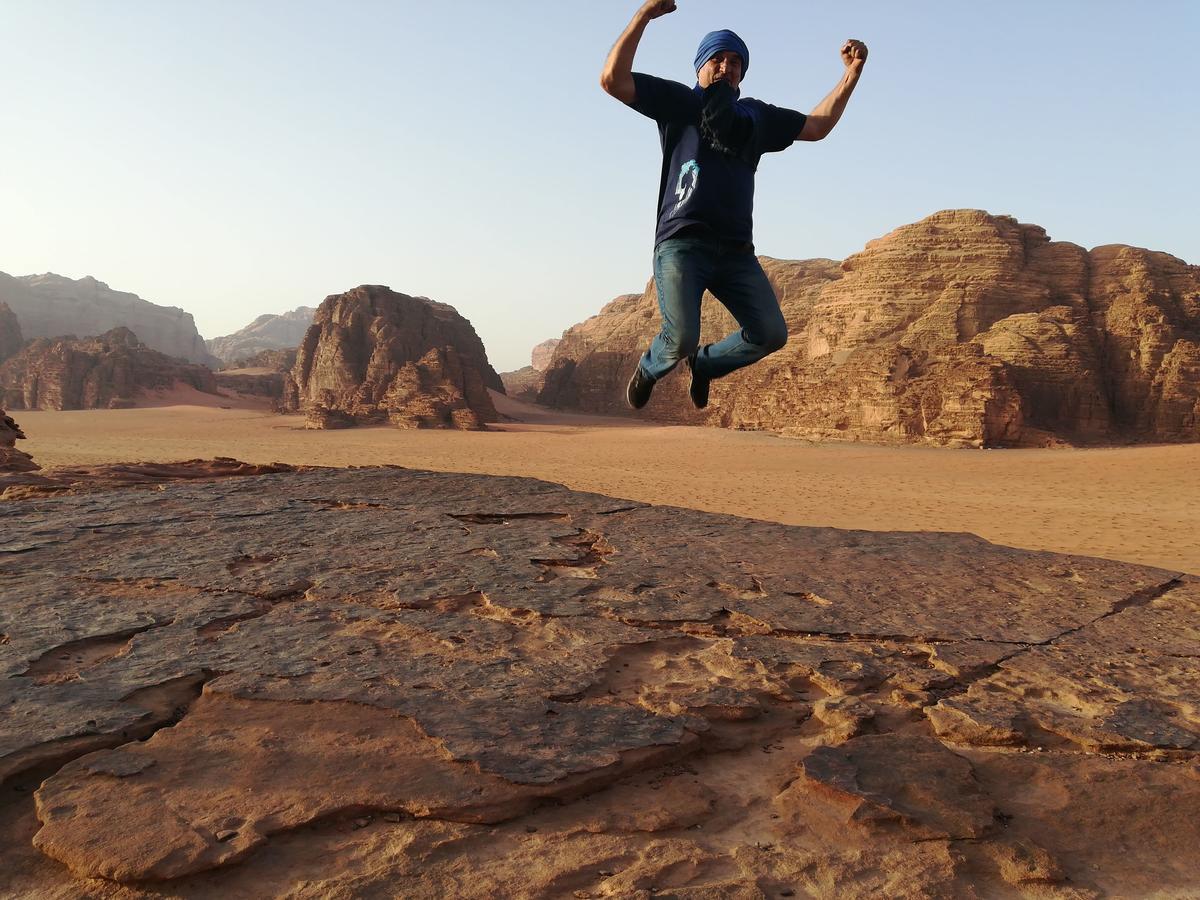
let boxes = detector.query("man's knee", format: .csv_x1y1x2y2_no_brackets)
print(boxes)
754,322,788,355
662,329,701,360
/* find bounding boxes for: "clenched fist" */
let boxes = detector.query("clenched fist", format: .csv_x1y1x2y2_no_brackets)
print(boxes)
639,0,677,21
841,38,868,73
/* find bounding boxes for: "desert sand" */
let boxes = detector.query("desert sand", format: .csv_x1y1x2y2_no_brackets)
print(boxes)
15,387,1199,575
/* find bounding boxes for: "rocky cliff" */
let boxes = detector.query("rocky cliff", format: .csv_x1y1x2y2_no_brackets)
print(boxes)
0,408,38,472
539,210,1200,447
206,306,316,365
0,272,219,367
0,327,219,410
0,302,23,364
500,337,563,401
282,285,502,429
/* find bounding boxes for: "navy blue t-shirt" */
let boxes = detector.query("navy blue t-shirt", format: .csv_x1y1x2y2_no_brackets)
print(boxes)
629,73,807,246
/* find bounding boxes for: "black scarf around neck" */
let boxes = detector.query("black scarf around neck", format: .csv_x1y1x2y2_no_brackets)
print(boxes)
699,80,754,160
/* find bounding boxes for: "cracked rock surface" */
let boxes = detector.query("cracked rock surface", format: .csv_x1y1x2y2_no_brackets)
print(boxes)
1,466,1197,897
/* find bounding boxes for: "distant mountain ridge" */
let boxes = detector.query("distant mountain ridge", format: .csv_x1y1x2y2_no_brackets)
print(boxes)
0,272,218,367
207,307,316,366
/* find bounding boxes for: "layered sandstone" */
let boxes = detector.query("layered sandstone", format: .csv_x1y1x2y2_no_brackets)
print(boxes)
283,285,502,429
0,272,219,366
539,210,1200,446
0,327,219,410
0,301,23,363
0,408,38,472
1,466,1197,897
206,306,316,365
500,337,563,400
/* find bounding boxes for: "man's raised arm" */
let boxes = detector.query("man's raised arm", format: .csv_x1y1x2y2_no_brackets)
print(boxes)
600,0,677,104
798,39,868,142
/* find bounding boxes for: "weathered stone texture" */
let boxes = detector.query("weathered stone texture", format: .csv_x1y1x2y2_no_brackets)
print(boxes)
0,407,39,472
1,467,1197,897
0,271,218,366
0,327,219,410
539,210,1200,446
0,301,23,363
282,285,502,429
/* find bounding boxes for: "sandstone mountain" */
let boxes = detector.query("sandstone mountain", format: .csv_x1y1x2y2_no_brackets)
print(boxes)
0,327,219,410
500,337,563,400
0,408,38,472
2,465,1197,896
206,306,316,365
0,272,219,367
282,285,502,429
539,210,1200,447
0,302,23,364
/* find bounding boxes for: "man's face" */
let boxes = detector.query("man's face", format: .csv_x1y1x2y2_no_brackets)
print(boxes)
697,50,743,89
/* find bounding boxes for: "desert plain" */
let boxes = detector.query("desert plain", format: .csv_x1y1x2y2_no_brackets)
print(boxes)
17,386,1200,576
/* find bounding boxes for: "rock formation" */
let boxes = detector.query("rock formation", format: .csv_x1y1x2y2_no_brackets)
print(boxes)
539,210,1200,447
0,272,219,367
0,301,23,363
1,466,1197,897
206,306,316,365
283,285,502,429
0,408,38,472
500,337,563,401
214,349,298,402
0,327,219,410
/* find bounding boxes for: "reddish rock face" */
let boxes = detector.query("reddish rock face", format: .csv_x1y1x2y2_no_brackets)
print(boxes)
0,407,39,472
0,302,23,364
282,285,502,430
0,327,219,411
501,338,565,400
538,210,1200,447
530,338,561,372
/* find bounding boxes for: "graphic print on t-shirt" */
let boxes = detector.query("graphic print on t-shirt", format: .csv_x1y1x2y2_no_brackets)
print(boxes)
673,159,700,213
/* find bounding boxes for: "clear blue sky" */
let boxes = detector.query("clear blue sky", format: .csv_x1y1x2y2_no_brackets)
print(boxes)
2,1,1197,372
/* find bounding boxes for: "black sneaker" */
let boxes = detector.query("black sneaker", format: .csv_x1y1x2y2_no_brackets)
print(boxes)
625,365,656,410
686,350,711,409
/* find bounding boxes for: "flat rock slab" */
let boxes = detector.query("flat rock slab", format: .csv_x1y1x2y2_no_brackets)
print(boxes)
1,466,1197,896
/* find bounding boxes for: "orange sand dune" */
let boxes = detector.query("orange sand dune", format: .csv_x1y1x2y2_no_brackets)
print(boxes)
16,391,1199,574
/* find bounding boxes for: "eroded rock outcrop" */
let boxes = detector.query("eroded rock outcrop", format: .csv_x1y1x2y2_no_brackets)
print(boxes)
539,210,1200,446
283,285,502,429
206,307,316,365
0,301,23,363
500,338,564,401
0,327,219,410
214,349,298,402
0,408,38,472
0,272,219,366
1,467,1197,898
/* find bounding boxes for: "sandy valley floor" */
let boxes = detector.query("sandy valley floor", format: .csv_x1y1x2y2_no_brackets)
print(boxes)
15,388,1200,575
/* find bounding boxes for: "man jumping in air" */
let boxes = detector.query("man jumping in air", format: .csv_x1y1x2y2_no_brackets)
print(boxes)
600,0,868,410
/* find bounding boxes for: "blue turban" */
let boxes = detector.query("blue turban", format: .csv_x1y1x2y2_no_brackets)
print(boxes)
693,29,749,79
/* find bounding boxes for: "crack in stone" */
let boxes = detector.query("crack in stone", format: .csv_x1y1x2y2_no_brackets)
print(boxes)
450,512,572,525
929,576,1186,705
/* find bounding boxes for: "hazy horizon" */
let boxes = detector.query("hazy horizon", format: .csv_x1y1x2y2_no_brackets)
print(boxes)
2,0,1197,371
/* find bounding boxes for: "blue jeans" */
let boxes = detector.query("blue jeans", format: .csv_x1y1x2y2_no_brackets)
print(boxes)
639,233,788,381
